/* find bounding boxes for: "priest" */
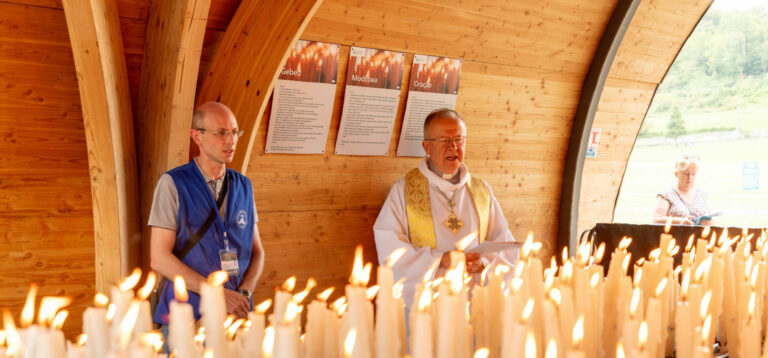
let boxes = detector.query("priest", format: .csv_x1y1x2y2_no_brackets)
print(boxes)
373,109,518,308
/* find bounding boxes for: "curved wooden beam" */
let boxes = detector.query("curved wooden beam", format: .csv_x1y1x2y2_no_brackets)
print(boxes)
62,0,142,292
136,0,212,270
557,0,641,254
196,0,324,175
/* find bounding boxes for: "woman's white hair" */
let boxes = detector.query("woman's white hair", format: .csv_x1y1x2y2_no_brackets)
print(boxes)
675,155,699,174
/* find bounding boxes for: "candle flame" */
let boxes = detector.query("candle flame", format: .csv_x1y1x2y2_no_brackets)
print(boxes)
448,266,463,295
549,288,562,306
525,331,536,358
521,298,534,323
590,272,600,288
94,293,109,307
630,288,640,318
667,239,677,255
622,253,632,274
418,288,431,311
617,342,626,358
686,234,695,252
118,301,140,349
669,245,680,257
350,246,368,286
453,232,478,252
595,242,606,264
224,315,235,329
655,277,668,298
262,326,275,356
702,315,711,343
700,290,712,320
366,285,380,300
474,348,490,358
137,272,156,300
702,226,711,240
664,217,672,233
633,267,643,288
281,276,297,292
38,296,72,327
562,261,573,282
424,260,440,283
649,249,661,262
3,310,23,352
76,333,87,346
750,265,759,288
562,246,569,263
106,303,116,322
749,291,756,319
203,349,213,358
119,268,142,292
21,284,37,327
494,264,510,276
174,275,188,302
532,242,543,254
511,278,524,293
695,258,710,283
681,270,690,300
638,321,648,349
545,339,557,358
51,309,68,330
618,236,633,251
386,248,407,267
226,318,245,340
573,316,585,347
543,269,554,291
194,327,205,345
139,331,164,353
293,278,317,303
254,299,272,314
576,241,590,265
317,288,334,302
514,261,526,278
207,271,228,286
521,232,534,259
344,329,357,357
283,301,299,322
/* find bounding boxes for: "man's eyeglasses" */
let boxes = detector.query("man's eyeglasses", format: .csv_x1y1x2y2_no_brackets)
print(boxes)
424,136,466,147
197,128,245,138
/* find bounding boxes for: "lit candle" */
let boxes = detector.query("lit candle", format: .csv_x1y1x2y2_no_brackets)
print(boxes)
273,301,300,358
342,246,374,358
566,316,585,358
675,270,692,358
411,289,433,358
376,248,405,358
83,293,110,358
739,291,760,358
133,273,156,338
169,275,195,358
201,271,229,357
111,269,141,348
238,299,271,358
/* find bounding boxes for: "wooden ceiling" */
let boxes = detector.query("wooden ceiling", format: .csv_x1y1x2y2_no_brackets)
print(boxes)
0,0,710,337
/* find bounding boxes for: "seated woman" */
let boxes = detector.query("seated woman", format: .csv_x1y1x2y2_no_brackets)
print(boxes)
653,155,714,226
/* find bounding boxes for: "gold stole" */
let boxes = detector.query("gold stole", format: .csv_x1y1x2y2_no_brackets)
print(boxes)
405,168,491,249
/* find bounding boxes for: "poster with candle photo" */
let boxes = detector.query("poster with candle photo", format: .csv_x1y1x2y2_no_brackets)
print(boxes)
335,47,406,156
265,40,340,154
397,54,462,157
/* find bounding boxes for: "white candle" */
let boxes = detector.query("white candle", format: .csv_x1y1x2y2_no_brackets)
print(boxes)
375,263,400,358
273,301,300,358
201,271,229,358
411,289,433,358
168,276,195,358
83,293,110,358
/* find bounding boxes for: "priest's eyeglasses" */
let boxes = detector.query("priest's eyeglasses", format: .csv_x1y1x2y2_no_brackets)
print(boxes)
197,128,245,138
424,136,466,147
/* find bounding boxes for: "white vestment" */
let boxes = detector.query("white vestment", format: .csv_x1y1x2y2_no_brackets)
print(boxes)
373,158,518,308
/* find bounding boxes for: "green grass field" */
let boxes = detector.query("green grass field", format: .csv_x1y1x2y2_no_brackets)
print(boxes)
643,103,768,135
613,138,768,227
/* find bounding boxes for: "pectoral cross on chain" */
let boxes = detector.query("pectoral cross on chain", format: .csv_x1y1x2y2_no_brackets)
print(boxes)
444,211,464,234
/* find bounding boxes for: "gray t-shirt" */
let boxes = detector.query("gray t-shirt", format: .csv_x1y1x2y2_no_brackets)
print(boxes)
148,160,259,231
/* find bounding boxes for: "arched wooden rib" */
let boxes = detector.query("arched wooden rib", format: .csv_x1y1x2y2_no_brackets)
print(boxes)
136,0,212,271
61,0,142,292
558,0,641,254
196,0,325,175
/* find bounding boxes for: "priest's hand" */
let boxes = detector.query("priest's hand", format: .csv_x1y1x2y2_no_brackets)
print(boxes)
465,253,485,274
224,289,251,319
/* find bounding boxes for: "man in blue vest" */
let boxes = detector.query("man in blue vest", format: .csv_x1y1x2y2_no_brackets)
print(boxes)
149,101,265,325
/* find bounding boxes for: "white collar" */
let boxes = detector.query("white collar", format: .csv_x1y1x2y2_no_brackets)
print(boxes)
418,158,471,192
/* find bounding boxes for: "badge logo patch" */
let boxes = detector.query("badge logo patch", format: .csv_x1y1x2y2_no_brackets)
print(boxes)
236,210,248,229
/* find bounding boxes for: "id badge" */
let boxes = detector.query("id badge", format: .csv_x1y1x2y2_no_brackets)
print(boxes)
219,238,239,277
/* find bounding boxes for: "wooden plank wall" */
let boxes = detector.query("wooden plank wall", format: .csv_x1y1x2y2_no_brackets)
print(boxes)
0,0,95,337
576,0,712,237
242,0,618,302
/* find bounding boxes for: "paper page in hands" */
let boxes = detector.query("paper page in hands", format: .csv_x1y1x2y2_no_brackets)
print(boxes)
465,241,522,254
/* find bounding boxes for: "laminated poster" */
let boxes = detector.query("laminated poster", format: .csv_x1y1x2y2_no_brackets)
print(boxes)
335,47,406,156
397,54,462,157
265,40,340,154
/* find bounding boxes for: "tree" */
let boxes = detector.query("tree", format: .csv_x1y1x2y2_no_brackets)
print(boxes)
667,107,686,145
